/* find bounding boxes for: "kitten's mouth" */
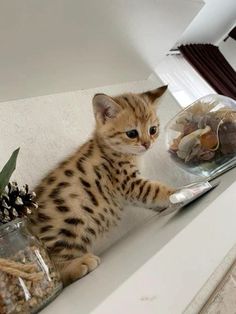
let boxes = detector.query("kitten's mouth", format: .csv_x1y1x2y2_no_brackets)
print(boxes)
107,142,150,155
131,147,150,155
136,149,148,155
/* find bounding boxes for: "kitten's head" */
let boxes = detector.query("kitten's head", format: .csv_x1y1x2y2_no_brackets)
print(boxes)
93,85,167,155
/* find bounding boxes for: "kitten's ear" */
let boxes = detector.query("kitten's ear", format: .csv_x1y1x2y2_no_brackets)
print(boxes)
141,85,168,105
93,94,121,124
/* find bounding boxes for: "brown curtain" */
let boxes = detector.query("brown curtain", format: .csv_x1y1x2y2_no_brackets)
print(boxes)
179,44,236,100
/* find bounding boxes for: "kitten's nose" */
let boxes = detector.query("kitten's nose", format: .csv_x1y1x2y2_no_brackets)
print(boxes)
141,142,151,150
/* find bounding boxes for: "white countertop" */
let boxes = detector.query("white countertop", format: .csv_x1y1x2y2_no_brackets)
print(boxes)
2,75,235,314
42,168,236,314
92,179,236,314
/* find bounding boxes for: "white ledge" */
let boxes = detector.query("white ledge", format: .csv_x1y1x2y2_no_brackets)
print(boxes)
91,180,236,314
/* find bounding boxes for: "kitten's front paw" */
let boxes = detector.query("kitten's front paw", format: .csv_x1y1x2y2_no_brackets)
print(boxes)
167,187,177,195
157,187,182,214
156,186,177,210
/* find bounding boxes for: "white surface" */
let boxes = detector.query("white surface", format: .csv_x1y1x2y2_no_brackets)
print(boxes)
40,166,236,314
185,243,236,313
91,180,236,314
219,37,236,70
0,0,203,102
175,0,236,46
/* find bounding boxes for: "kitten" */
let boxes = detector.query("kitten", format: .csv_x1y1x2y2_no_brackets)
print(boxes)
29,85,176,286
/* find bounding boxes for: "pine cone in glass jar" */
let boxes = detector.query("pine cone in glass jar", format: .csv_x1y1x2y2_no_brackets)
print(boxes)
0,182,38,224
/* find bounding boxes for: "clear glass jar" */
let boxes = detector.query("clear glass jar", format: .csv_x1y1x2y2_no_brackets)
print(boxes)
165,94,236,178
0,218,62,314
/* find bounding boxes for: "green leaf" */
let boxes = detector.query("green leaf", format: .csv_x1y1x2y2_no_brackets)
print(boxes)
0,148,20,195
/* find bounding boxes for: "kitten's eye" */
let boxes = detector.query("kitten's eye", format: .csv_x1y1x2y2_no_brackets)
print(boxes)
149,126,157,135
126,129,139,139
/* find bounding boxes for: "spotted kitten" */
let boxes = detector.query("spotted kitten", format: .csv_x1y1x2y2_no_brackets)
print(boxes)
29,85,176,286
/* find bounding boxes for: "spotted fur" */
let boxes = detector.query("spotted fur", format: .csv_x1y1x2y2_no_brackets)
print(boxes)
28,85,176,286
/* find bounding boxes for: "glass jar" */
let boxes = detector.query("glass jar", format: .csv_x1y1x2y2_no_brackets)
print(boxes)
165,94,236,178
0,218,63,314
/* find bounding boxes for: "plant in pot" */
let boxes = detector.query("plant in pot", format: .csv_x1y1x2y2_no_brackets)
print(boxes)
0,148,62,314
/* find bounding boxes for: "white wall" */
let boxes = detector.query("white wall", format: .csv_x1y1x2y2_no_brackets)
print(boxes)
0,0,203,102
219,38,236,70
175,0,236,46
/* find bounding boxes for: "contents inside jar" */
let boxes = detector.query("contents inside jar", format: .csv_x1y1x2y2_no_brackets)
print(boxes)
0,244,61,314
169,101,236,164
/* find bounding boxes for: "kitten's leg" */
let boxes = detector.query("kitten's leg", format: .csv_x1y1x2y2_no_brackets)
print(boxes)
125,178,176,211
55,253,100,286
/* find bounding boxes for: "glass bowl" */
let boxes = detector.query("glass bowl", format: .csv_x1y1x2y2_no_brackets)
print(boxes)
165,94,236,178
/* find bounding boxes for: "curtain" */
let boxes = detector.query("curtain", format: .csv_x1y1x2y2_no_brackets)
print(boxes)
179,44,236,100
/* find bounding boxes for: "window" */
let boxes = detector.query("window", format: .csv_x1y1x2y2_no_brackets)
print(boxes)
154,54,216,108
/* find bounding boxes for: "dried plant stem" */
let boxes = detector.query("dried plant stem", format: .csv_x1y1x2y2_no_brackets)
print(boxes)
0,258,44,281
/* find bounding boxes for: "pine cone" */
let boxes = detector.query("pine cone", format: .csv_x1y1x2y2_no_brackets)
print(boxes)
0,182,38,224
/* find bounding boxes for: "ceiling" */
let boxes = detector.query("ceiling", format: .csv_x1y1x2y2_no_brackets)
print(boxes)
175,0,236,46
0,0,203,102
